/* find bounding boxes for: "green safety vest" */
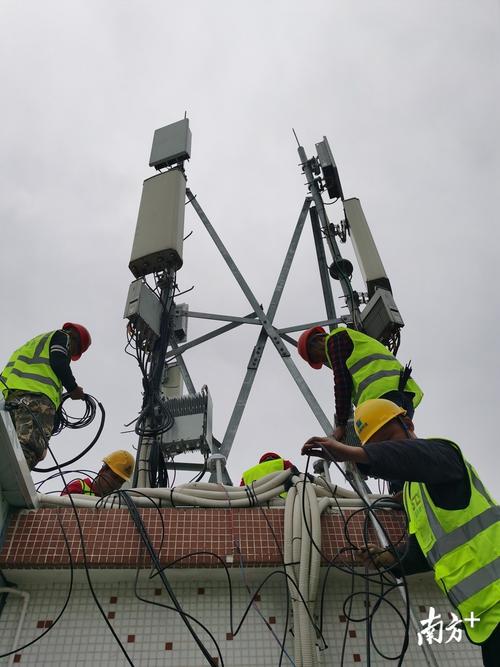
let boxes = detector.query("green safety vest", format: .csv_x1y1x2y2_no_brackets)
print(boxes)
79,480,95,495
242,459,287,498
325,328,423,407
403,441,500,642
0,331,63,408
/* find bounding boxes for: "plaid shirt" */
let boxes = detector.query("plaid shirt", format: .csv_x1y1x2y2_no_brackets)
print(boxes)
326,330,354,425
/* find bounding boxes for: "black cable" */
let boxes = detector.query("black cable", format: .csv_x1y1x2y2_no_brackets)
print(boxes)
32,394,105,473
118,490,220,667
35,469,99,492
0,512,74,659
299,456,411,664
11,402,136,665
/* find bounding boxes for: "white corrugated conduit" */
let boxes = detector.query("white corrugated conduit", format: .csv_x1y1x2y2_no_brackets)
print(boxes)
37,470,399,666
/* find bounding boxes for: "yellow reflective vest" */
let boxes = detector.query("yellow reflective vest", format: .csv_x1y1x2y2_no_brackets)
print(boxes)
242,459,287,498
403,441,500,642
325,328,423,407
1,331,63,408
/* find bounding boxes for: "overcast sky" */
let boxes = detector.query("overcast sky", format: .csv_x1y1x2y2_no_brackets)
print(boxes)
1,1,499,494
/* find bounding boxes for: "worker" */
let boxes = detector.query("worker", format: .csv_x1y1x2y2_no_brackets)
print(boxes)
302,398,500,666
0,323,91,470
61,450,134,496
297,325,423,442
240,452,296,487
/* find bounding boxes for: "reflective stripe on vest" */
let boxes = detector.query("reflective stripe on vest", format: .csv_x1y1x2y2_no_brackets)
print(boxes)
0,332,63,408
403,441,500,642
325,328,423,407
80,480,95,495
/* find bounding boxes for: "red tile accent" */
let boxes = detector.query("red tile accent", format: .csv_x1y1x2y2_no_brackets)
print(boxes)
0,507,406,570
127,635,135,643
254,594,261,601
107,612,115,620
110,596,118,604
419,605,426,613
226,633,233,640
349,630,356,638
165,642,173,651
154,589,162,596
13,656,21,664
269,617,276,624
353,655,361,663
36,620,44,628
198,587,205,595
339,615,346,623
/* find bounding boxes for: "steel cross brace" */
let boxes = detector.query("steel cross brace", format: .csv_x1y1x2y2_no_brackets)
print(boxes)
186,190,339,467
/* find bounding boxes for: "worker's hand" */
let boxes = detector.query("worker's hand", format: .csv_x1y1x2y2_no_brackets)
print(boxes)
358,543,396,569
68,386,85,400
332,425,346,442
302,436,360,462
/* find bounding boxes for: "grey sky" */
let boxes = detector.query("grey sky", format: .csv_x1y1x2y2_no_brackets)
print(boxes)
1,1,499,493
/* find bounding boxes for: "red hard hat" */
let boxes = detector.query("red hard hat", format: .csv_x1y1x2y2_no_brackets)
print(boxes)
297,326,326,369
259,452,281,463
62,322,92,361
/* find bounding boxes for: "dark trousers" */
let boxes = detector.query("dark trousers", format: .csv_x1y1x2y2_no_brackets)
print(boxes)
481,623,500,667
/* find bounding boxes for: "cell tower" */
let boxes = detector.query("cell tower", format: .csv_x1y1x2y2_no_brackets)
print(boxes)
123,118,405,490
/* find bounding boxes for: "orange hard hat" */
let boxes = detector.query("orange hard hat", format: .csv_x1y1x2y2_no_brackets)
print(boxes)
297,326,326,369
62,322,92,361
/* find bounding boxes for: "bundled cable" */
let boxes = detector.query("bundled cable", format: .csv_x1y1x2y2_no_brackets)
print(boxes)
34,394,105,473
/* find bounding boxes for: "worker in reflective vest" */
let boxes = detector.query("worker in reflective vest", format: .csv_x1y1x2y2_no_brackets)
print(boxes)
241,452,296,498
0,323,91,469
301,399,500,667
297,326,423,442
61,450,134,496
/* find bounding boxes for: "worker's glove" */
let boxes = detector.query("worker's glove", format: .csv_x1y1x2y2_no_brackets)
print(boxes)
358,543,397,569
68,386,85,400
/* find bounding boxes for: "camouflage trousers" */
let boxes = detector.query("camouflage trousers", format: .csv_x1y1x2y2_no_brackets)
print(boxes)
7,390,55,470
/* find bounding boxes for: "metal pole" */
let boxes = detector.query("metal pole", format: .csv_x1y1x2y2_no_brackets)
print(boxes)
298,145,361,325
309,206,338,331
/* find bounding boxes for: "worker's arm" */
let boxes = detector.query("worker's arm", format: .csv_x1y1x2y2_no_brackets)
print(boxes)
49,331,84,398
358,438,465,485
302,436,369,463
360,535,431,577
327,332,353,433
60,479,84,495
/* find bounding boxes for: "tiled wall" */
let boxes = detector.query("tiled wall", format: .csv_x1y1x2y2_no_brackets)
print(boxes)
0,507,406,569
0,572,483,666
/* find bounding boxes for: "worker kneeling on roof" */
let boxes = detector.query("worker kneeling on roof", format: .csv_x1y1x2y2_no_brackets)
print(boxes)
0,323,92,470
61,450,134,496
241,452,297,498
302,399,500,667
297,325,423,442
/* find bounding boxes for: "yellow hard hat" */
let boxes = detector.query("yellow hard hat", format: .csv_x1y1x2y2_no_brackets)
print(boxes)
103,450,135,480
354,399,406,445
